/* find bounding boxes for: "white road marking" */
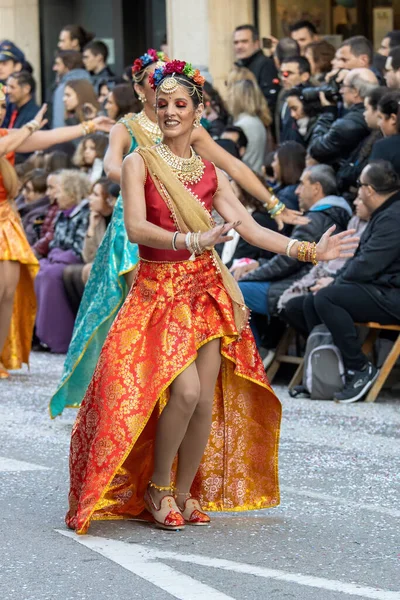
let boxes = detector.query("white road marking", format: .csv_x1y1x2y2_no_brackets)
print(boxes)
0,456,50,472
281,486,400,519
57,530,399,600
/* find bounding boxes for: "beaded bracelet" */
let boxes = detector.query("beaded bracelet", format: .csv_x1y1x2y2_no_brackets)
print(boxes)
297,241,318,265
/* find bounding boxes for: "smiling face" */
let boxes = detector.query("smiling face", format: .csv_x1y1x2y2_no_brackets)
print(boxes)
156,82,203,141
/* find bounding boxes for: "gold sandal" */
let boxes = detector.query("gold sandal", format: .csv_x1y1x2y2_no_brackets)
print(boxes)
143,481,185,531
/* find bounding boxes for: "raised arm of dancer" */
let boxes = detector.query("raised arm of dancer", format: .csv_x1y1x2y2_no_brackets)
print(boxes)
213,169,358,262
103,123,132,183
122,153,235,249
190,126,309,230
0,105,48,156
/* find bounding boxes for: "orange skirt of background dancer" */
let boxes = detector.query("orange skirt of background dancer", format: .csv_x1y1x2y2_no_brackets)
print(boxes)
66,252,281,534
0,200,39,370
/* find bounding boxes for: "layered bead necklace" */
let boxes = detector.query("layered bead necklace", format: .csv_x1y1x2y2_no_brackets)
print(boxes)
156,143,205,185
137,110,161,143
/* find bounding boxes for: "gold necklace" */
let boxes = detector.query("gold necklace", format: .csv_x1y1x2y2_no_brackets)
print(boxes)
156,143,205,185
136,110,161,143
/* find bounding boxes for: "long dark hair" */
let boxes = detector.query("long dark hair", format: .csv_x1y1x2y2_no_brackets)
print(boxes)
110,84,141,120
276,141,306,186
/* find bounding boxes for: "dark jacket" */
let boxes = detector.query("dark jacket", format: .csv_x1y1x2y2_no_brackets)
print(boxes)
337,130,383,199
8,97,40,163
369,135,400,177
90,65,115,93
235,50,280,113
50,200,89,259
309,103,371,167
335,190,400,321
241,197,352,315
19,196,50,245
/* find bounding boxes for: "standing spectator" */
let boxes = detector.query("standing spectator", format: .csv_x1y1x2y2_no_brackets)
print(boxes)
6,71,40,163
304,40,336,84
217,126,248,160
378,31,400,56
63,79,100,127
18,169,49,245
58,25,94,52
336,36,373,70
277,56,311,143
34,170,90,353
284,161,400,403
97,79,116,105
202,81,229,139
104,84,140,121
289,20,318,56
273,37,300,71
369,90,400,175
0,41,25,84
226,76,271,173
82,40,114,93
384,47,400,89
52,50,91,128
308,68,378,166
233,24,280,113
73,133,108,182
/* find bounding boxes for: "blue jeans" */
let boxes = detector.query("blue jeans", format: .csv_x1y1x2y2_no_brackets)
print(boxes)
239,281,270,346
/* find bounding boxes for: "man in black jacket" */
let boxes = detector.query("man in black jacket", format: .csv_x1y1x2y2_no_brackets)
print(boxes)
233,24,280,114
284,161,400,403
237,164,351,345
309,68,378,167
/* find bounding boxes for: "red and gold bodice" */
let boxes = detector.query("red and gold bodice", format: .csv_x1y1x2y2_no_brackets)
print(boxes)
0,129,15,203
139,159,218,261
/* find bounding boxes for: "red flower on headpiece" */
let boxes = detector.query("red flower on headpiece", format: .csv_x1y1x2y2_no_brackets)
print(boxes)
132,58,143,73
164,60,186,75
148,72,156,89
147,48,158,61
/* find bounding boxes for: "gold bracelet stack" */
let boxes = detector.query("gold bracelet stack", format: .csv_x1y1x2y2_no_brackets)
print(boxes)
297,241,318,265
263,194,286,219
81,120,96,136
24,119,40,134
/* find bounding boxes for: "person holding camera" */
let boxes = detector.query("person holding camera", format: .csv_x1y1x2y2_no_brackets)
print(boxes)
308,68,378,167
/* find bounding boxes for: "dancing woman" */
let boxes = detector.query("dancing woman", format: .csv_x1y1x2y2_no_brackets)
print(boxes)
50,49,307,417
66,61,357,533
0,92,112,379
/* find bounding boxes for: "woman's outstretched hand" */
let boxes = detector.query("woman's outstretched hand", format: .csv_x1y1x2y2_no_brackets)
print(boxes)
199,221,241,250
275,207,310,231
316,225,359,262
33,104,48,130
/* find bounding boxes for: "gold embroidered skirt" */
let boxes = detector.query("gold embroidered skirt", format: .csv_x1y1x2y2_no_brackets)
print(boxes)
0,201,39,369
66,252,281,534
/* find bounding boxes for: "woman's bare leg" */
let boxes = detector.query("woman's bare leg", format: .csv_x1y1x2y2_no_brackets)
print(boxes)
0,261,20,363
175,338,221,498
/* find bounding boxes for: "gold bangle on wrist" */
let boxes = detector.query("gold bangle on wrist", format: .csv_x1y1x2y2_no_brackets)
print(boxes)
81,120,96,136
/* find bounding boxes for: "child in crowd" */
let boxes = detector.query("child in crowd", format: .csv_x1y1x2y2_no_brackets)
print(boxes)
73,133,108,182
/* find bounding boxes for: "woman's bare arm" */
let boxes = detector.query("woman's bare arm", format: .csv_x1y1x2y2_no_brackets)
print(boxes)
103,123,132,183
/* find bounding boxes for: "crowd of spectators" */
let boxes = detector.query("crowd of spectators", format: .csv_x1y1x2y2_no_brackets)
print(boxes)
3,18,400,402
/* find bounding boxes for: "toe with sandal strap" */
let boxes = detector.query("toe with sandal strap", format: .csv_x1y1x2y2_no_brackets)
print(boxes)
175,491,211,526
144,481,186,531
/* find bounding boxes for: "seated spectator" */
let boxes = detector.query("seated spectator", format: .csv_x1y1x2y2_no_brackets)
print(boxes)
277,56,312,143
34,170,90,353
32,172,61,259
285,87,321,146
18,169,49,245
337,86,386,199
226,74,272,173
378,30,400,57
44,150,72,172
304,40,336,84
216,125,248,160
289,20,318,56
283,161,400,403
104,83,140,121
63,177,115,314
270,141,306,211
308,68,378,167
369,90,400,175
73,132,108,182
58,24,94,52
63,79,100,127
384,47,400,89
279,193,370,312
52,50,91,128
237,164,351,345
82,40,114,93
202,81,230,139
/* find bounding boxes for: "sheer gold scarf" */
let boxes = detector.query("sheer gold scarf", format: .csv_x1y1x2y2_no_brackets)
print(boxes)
137,146,248,333
129,117,158,148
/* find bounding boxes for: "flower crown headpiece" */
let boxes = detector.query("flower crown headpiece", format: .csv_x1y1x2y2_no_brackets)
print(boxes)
0,83,6,102
131,48,168,82
149,60,205,99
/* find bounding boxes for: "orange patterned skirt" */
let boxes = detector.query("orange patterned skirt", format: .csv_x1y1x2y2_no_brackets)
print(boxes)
66,252,281,534
0,201,39,370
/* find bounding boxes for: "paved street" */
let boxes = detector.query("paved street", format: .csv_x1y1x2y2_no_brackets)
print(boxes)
0,352,399,600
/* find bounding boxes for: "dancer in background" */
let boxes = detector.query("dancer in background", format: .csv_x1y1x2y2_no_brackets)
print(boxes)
66,61,357,534
50,49,308,417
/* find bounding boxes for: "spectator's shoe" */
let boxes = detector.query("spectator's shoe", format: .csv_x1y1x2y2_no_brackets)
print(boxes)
334,363,379,404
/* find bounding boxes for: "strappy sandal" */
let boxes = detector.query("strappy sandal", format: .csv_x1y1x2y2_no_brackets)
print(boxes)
175,491,211,526
143,481,185,531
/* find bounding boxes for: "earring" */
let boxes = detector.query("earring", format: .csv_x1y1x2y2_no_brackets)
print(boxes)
193,116,201,128
138,93,147,104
